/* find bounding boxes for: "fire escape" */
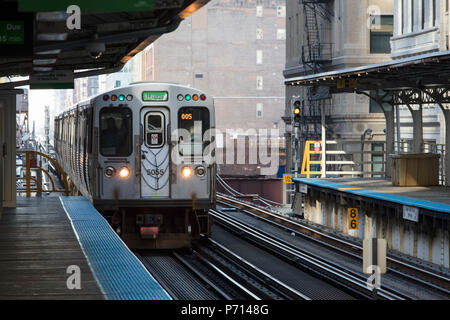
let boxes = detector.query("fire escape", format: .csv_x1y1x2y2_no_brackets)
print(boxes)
300,0,333,140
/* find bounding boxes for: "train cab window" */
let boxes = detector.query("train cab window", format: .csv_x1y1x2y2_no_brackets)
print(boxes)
144,112,165,148
100,107,132,157
178,107,210,156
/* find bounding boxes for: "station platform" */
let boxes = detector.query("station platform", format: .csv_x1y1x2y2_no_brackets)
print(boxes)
0,196,171,300
295,178,450,216
292,178,450,269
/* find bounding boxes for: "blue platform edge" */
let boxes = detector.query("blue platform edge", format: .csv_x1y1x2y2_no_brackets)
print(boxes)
59,196,172,300
294,178,450,215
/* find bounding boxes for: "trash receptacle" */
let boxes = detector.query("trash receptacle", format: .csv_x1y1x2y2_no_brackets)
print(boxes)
391,153,440,186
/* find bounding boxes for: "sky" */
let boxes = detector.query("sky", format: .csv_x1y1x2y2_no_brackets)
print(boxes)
20,85,55,137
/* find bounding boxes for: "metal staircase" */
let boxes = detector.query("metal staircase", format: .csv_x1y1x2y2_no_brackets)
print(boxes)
300,0,333,141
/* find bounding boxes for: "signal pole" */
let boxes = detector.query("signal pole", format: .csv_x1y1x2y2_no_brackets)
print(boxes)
293,101,301,178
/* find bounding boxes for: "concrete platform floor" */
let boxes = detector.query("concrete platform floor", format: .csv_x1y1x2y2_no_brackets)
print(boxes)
323,178,450,205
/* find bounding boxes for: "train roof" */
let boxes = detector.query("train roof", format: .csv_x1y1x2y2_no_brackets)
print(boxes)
56,81,212,116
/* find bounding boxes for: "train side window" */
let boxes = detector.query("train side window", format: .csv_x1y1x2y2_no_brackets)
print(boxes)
87,107,93,154
144,112,165,148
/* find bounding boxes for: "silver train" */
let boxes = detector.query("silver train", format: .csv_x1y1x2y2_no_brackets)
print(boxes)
54,82,216,249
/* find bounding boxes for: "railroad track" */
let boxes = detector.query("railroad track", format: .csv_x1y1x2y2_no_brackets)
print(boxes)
137,243,310,300
216,193,450,299
210,208,407,299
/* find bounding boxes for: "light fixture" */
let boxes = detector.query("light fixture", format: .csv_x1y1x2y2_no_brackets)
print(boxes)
181,166,192,178
33,58,57,65
119,167,130,178
105,166,115,178
195,166,206,177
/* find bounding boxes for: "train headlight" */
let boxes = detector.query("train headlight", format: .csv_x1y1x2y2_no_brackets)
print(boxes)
195,166,206,177
119,167,131,178
181,166,193,178
105,166,115,178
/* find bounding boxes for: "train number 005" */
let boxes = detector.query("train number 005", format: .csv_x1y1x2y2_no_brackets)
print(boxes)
181,113,193,120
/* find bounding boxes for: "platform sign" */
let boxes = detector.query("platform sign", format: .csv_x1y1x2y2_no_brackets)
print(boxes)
283,174,292,184
0,10,33,57
314,141,321,154
18,0,155,12
30,71,74,89
403,205,419,222
299,183,307,194
0,21,24,45
348,208,359,230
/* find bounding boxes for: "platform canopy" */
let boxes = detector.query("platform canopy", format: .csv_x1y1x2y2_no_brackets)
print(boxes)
0,0,209,84
285,50,450,186
285,50,450,93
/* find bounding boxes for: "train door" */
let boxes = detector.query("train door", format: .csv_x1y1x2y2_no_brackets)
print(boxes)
140,107,170,198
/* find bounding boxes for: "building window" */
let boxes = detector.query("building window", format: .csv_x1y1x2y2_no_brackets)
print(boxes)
256,28,263,40
277,29,286,40
256,76,263,90
370,15,393,53
256,103,263,118
256,5,263,17
410,0,414,32
115,80,121,88
256,50,263,64
277,6,286,17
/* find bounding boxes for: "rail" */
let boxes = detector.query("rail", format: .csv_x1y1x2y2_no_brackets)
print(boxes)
217,193,450,298
16,150,69,196
210,207,406,300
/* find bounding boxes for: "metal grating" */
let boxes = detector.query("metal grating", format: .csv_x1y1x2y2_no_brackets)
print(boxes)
59,196,171,300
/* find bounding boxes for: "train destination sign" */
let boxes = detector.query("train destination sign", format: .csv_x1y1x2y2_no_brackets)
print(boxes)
142,91,168,102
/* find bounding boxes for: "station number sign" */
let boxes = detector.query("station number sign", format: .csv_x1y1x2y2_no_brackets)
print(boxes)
283,174,292,184
348,208,359,230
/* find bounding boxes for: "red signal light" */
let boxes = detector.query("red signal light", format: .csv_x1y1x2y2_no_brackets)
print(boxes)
200,94,206,101
103,95,109,101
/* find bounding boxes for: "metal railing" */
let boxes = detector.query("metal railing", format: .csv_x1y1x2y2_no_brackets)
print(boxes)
301,140,386,178
301,139,446,185
16,150,69,196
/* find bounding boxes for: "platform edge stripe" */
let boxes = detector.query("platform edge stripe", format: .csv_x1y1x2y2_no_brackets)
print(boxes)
59,196,108,298
294,178,450,214
59,196,172,300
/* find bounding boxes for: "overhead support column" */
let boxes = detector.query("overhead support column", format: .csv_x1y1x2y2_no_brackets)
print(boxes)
383,105,395,178
410,106,424,153
321,104,326,178
0,89,23,210
443,109,450,186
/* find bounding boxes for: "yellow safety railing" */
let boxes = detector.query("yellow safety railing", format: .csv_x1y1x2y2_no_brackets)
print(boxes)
301,140,322,178
16,150,69,197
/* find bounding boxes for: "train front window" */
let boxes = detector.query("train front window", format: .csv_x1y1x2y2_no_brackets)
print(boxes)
100,107,132,157
178,107,210,156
